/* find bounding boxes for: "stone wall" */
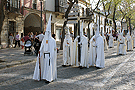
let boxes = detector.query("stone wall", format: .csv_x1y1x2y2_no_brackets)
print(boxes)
1,14,23,48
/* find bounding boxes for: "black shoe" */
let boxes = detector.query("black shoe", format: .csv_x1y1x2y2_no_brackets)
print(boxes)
79,66,83,69
45,81,50,84
80,66,83,69
62,65,66,67
96,67,101,69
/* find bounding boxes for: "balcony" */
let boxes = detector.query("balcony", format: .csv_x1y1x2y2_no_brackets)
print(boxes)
5,0,20,13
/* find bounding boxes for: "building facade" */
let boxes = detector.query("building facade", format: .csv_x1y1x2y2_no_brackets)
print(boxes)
1,0,113,48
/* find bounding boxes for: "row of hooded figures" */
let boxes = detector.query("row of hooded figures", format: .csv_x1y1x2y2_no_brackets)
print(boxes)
33,14,135,83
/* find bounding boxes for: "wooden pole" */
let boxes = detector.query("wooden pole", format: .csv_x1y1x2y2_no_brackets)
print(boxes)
39,51,41,81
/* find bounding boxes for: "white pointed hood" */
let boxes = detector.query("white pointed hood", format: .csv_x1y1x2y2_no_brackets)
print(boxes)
119,29,124,37
66,25,70,38
95,24,100,37
80,22,84,37
110,28,112,35
46,14,52,38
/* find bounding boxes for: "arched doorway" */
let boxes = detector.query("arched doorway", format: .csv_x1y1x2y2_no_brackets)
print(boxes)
24,13,44,35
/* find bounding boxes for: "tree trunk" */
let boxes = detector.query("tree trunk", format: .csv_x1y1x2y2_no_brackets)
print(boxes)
113,5,117,34
104,17,107,33
129,17,131,35
0,0,6,45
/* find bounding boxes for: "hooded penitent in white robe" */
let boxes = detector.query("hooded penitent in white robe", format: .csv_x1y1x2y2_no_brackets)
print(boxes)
126,31,133,51
117,31,126,55
132,33,135,48
89,23,105,68
33,14,57,82
73,22,89,68
108,30,114,48
102,33,108,50
72,36,79,66
63,26,73,66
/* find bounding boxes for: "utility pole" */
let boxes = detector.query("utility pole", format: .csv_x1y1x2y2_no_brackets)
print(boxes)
40,0,43,32
76,0,80,63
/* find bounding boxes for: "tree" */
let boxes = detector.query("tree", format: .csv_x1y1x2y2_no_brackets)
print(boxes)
111,0,121,34
101,0,112,33
60,0,75,50
0,0,6,44
60,0,101,50
124,0,135,34
108,0,135,34
116,0,135,34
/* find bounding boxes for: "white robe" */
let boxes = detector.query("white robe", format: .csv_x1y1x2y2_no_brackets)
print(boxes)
117,35,126,55
89,36,96,66
132,35,135,48
72,36,89,68
103,35,108,50
126,35,133,51
73,37,79,66
109,35,114,48
63,36,73,65
33,37,57,82
89,35,105,68
80,36,89,68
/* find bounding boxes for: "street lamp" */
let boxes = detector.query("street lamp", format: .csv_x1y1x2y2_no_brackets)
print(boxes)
39,0,43,32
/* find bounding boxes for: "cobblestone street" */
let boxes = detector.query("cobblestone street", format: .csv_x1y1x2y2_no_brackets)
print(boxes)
0,42,135,90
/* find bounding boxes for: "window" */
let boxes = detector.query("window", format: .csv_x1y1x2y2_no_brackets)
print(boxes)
15,0,18,8
6,0,10,10
82,7,84,16
9,21,16,36
33,0,37,9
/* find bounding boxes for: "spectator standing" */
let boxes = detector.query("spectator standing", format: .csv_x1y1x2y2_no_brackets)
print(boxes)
20,33,24,49
30,32,34,44
14,32,20,48
30,32,34,39
23,34,30,42
9,33,14,48
33,32,38,41
35,31,44,47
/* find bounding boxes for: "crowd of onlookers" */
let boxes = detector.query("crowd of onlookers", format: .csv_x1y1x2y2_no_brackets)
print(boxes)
8,30,120,50
8,31,45,49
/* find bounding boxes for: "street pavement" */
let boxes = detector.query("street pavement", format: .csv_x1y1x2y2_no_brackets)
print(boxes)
0,41,62,69
0,41,135,90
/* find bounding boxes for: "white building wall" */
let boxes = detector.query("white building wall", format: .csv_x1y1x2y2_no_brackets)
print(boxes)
100,15,105,35
45,0,55,11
